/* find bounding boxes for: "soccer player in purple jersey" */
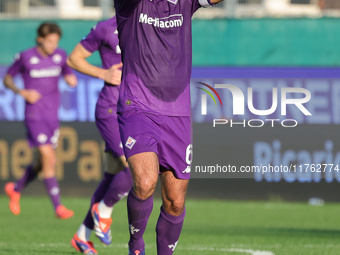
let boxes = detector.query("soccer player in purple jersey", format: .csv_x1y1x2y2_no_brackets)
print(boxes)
3,22,77,219
113,0,223,254
67,17,133,254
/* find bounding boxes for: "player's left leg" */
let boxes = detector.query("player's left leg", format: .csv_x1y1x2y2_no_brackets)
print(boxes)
75,156,115,247
95,154,132,217
12,154,41,192
155,115,192,254
91,154,133,245
38,144,73,219
75,111,133,248
73,169,114,252
5,151,42,215
156,171,189,255
73,155,132,253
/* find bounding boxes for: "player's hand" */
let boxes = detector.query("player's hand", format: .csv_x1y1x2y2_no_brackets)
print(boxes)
101,62,123,86
19,89,41,104
65,74,78,87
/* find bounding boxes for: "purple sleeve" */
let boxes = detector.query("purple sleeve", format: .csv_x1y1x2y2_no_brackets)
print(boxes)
62,64,74,76
6,54,23,77
61,51,74,76
114,0,141,18
80,25,102,53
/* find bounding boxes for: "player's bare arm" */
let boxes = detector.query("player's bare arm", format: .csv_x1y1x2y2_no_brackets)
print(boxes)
3,73,41,104
64,74,78,87
67,43,122,86
3,73,20,94
210,0,224,4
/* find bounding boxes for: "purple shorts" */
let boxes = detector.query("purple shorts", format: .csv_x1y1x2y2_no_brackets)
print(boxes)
95,103,124,158
25,119,60,148
118,110,192,180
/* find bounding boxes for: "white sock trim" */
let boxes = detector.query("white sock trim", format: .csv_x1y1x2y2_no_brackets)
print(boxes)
98,200,114,218
77,224,92,242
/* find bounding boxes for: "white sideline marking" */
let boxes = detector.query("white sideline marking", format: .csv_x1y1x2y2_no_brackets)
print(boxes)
184,247,275,255
0,242,275,254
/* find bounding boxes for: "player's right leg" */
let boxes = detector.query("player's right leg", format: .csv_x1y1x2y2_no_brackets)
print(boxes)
118,110,162,255
74,110,132,251
127,152,159,255
91,154,133,245
75,153,131,248
72,169,113,254
5,151,41,215
38,144,73,219
73,153,115,251
71,233,98,254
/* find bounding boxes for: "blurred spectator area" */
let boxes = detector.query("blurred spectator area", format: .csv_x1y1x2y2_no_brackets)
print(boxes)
195,0,340,19
0,0,340,19
0,0,111,19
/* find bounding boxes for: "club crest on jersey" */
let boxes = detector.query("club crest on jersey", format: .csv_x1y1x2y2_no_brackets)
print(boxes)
52,54,62,64
167,0,178,4
37,133,47,144
30,56,40,64
125,136,136,149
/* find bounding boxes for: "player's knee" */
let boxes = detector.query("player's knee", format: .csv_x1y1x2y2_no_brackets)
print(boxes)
50,156,57,168
40,155,57,178
134,179,156,200
39,146,57,169
42,167,56,178
164,199,185,216
44,155,57,169
105,156,126,174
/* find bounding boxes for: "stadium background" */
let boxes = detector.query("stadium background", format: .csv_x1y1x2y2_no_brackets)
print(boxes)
1,0,340,202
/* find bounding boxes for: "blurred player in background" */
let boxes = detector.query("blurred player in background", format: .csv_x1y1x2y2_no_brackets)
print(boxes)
113,0,223,254
3,22,77,219
67,17,133,254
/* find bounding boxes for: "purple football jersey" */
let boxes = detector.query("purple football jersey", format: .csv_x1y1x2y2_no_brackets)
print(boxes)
6,47,73,121
114,0,211,116
80,17,122,109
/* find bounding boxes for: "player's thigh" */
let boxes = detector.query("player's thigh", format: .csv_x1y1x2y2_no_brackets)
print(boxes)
37,144,57,168
96,114,125,157
128,151,159,198
118,111,160,192
160,170,189,215
158,116,192,180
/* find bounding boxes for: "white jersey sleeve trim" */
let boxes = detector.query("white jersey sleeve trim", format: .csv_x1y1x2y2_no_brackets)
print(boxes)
198,0,213,8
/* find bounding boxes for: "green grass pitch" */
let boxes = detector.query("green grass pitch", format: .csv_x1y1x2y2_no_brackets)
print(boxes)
0,195,340,255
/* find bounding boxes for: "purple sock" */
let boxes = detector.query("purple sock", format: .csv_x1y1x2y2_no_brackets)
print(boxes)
128,189,153,252
83,172,115,229
156,206,186,255
103,167,133,207
44,177,61,210
14,165,38,192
